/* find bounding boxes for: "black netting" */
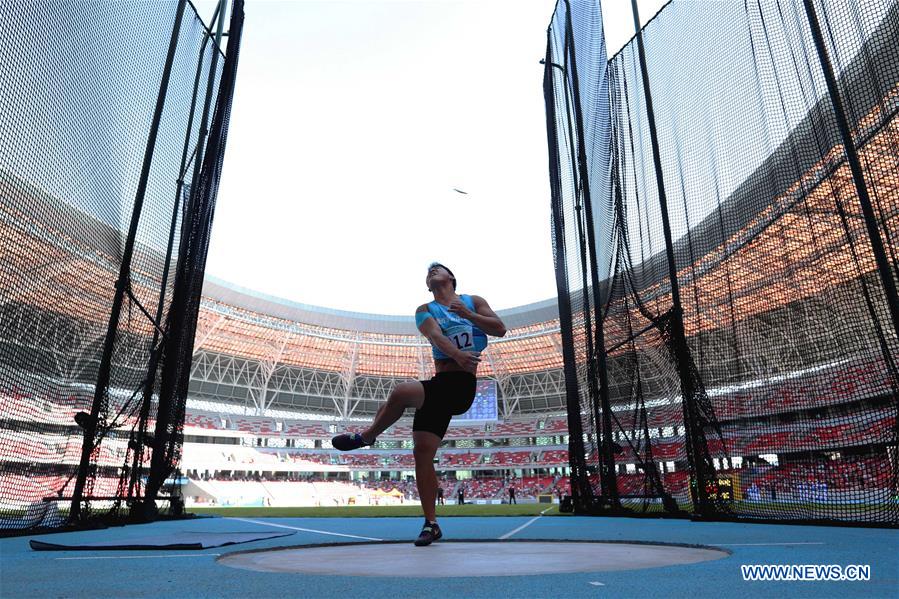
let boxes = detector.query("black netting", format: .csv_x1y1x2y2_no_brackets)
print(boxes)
145,0,244,516
0,0,242,531
546,0,899,525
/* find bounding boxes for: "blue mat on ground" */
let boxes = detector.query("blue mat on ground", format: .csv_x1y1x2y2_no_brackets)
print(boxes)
29,531,294,551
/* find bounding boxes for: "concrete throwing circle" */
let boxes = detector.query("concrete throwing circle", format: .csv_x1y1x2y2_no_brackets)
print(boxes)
218,540,729,577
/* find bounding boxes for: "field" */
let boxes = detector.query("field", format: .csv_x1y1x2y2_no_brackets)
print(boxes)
186,500,894,522
189,503,561,518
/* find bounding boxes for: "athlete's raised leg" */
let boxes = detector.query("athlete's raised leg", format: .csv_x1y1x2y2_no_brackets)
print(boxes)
331,381,425,450
364,381,425,441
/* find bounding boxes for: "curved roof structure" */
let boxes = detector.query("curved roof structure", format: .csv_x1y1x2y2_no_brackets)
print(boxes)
202,275,560,335
191,277,567,419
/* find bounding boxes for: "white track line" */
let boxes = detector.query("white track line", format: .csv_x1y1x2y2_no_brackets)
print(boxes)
228,517,383,541
498,505,556,539
56,554,221,560
720,542,825,546
499,516,540,539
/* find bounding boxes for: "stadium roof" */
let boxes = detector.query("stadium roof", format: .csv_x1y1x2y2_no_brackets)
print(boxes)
202,274,560,335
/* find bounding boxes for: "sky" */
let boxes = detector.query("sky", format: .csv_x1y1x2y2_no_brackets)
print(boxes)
196,0,667,315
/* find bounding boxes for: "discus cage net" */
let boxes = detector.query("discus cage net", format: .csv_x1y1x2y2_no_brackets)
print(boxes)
0,0,244,533
546,0,899,526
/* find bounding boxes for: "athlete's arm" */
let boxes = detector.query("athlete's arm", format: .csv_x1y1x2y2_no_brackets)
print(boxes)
447,295,507,337
416,305,481,372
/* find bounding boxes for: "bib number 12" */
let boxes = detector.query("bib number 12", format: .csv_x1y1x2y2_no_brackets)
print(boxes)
452,331,472,350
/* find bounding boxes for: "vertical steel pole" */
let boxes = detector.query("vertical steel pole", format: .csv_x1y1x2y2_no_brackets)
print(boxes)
629,0,711,514
128,2,221,501
561,0,620,509
186,0,228,208
142,0,229,511
70,0,188,521
544,41,593,512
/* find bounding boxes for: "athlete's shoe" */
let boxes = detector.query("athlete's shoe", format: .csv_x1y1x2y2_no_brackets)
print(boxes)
414,519,443,546
330,432,373,451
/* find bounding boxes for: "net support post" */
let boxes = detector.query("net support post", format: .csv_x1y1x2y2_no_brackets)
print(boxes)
143,0,230,512
129,0,226,505
561,0,620,510
185,0,229,213
629,0,716,517
544,43,594,512
69,0,189,522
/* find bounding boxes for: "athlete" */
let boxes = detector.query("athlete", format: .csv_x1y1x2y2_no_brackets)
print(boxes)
331,262,507,546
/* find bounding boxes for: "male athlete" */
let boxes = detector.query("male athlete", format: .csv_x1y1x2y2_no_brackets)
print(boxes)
332,262,507,546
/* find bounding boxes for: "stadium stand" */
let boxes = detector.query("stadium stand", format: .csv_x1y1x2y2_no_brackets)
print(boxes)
5,190,891,514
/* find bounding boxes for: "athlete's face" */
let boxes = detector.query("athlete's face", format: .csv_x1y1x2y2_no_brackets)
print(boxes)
426,265,453,291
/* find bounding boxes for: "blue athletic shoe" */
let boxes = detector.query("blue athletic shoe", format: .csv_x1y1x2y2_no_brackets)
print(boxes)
331,432,373,451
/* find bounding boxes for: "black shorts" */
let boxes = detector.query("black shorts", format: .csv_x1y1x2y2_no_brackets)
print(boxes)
413,371,477,439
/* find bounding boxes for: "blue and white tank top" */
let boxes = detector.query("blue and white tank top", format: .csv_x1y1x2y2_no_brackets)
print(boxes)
425,294,488,361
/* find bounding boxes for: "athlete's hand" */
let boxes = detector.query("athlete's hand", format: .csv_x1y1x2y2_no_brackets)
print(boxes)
448,300,476,321
454,350,481,373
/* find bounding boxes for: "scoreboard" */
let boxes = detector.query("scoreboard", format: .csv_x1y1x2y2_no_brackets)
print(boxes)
451,379,498,423
705,475,740,502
